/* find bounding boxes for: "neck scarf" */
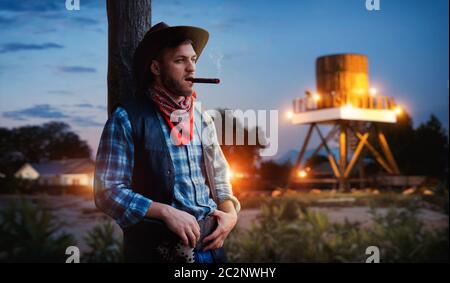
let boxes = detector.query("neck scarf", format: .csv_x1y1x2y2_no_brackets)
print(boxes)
150,84,196,146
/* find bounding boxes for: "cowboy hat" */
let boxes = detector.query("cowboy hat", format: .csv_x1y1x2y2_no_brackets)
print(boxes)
133,22,209,89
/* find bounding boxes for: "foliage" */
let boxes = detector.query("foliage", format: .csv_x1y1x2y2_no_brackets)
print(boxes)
0,121,92,174
380,114,449,178
0,195,447,263
368,204,449,262
225,200,448,263
0,176,35,194
212,109,266,174
0,200,76,262
259,161,292,186
412,115,449,178
83,220,123,263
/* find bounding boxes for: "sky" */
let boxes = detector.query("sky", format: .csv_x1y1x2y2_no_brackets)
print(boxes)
0,0,448,161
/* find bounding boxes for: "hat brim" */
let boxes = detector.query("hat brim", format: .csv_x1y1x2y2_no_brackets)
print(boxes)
134,25,209,87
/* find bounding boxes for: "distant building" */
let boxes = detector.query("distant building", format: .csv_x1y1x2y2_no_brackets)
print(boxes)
14,158,94,186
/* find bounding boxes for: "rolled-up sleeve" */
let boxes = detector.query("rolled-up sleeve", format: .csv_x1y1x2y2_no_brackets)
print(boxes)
204,112,241,213
94,107,152,228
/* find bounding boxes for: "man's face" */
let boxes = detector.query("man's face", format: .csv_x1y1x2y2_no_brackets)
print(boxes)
153,43,197,97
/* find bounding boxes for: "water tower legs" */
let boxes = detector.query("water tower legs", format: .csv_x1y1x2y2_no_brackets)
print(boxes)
339,122,349,191
288,121,400,191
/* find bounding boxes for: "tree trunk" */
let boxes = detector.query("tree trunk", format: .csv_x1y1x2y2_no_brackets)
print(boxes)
106,0,152,117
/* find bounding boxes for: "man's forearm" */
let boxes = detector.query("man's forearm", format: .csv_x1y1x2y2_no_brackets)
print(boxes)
145,201,171,220
218,199,237,217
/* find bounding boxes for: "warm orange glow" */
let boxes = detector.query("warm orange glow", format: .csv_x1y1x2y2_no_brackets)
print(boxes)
228,169,234,179
235,172,245,178
229,168,245,180
394,106,403,116
286,110,294,120
369,88,378,96
343,103,353,110
298,170,307,178
354,88,365,95
313,93,321,102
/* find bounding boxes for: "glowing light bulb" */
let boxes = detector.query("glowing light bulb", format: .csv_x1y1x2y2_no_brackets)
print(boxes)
228,169,234,179
394,106,403,116
313,93,321,102
298,170,307,178
286,111,294,119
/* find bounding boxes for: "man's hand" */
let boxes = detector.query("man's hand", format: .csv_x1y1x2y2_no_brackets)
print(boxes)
202,209,237,251
147,202,200,248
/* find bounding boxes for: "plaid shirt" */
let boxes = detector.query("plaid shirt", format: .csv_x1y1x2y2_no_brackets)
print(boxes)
94,102,240,228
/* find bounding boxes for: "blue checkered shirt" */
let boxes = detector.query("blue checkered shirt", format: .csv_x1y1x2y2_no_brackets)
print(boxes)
94,103,240,228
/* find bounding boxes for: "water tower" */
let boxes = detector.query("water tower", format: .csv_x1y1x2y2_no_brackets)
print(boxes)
288,54,401,191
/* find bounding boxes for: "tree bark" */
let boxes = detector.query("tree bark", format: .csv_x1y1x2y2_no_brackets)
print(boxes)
106,0,151,117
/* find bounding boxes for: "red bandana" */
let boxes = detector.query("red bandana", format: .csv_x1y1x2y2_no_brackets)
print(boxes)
150,85,197,146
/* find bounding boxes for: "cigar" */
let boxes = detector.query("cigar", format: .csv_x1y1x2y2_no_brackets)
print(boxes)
185,78,220,84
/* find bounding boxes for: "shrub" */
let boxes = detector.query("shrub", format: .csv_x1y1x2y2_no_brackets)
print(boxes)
225,200,449,263
83,220,123,263
0,199,76,262
0,177,35,194
368,204,449,262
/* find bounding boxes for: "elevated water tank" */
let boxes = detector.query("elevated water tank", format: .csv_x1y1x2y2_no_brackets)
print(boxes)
316,54,369,108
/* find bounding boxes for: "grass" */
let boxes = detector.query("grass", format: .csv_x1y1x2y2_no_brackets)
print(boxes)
225,199,449,263
0,192,447,263
83,220,123,263
0,198,122,263
0,200,76,262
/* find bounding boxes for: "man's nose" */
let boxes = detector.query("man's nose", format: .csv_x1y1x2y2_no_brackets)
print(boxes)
186,60,196,72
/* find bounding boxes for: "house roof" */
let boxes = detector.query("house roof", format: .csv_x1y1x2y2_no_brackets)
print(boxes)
29,158,94,176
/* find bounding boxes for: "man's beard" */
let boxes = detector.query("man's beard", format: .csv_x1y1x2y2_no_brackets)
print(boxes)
161,72,193,97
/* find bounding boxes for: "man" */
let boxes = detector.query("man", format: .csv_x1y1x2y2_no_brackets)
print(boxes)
94,22,240,263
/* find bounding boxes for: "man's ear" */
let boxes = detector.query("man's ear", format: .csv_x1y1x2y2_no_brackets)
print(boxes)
150,60,160,76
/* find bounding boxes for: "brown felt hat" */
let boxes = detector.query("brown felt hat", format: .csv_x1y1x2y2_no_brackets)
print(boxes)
133,22,209,89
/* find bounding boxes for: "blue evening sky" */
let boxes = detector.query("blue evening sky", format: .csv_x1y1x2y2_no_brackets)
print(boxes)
0,0,448,160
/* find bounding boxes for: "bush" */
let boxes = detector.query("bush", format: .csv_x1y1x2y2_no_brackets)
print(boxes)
83,220,123,263
368,205,449,262
0,199,76,262
0,177,35,194
225,200,449,263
